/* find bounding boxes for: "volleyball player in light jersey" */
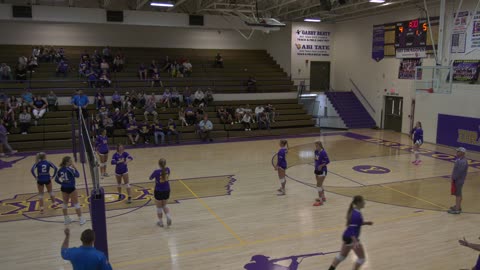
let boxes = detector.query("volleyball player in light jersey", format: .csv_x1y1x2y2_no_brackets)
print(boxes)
411,121,424,165
274,139,289,195
95,129,109,179
149,158,172,227
313,141,330,206
31,152,58,213
328,196,373,270
111,144,133,203
55,156,86,225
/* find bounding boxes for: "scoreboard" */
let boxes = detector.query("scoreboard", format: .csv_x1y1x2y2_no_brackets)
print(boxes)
394,18,429,48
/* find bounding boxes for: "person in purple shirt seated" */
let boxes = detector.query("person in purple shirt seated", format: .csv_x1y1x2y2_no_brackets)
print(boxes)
411,121,424,165
111,108,123,129
459,236,480,270
95,129,110,179
111,91,122,110
95,89,106,110
149,158,172,227
111,144,133,203
274,139,288,195
61,228,112,270
166,118,180,144
313,141,330,206
139,120,151,144
328,196,373,270
126,117,139,146
0,119,17,157
56,60,68,77
138,63,147,80
152,120,165,145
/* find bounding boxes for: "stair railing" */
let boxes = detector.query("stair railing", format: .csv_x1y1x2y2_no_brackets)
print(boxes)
349,78,376,118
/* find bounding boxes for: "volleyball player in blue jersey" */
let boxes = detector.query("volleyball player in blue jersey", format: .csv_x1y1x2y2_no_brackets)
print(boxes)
55,156,86,225
95,129,110,179
411,121,424,165
111,144,133,203
313,141,330,206
31,152,58,213
274,139,289,195
149,158,172,227
328,196,373,270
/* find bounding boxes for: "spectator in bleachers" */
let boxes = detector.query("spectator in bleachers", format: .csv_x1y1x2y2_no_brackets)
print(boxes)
15,65,27,81
244,104,252,120
113,55,124,72
111,91,122,110
178,107,188,126
5,96,19,129
166,118,180,144
56,60,69,77
247,76,257,92
99,71,111,88
80,50,89,61
0,63,13,80
193,89,205,106
86,69,97,88
171,88,181,107
144,93,158,122
265,104,276,122
123,106,135,127
32,95,48,125
185,104,196,126
139,121,151,144
111,108,123,129
103,116,114,137
258,112,270,130
79,60,89,77
214,53,224,68
46,91,58,112
57,47,65,62
0,118,17,157
152,120,165,145
95,89,106,110
126,116,139,145
217,106,233,125
182,59,192,77
183,87,192,106
170,61,180,78
254,105,264,123
18,56,28,68
137,91,146,109
161,89,171,108
162,56,173,73
100,59,110,73
32,46,40,58
72,89,89,119
21,89,33,111
235,106,245,123
27,56,38,73
102,46,111,62
205,88,214,106
151,70,163,88
241,112,253,131
98,106,109,121
150,60,158,77
18,107,32,135
196,103,205,122
197,114,213,143
138,63,147,81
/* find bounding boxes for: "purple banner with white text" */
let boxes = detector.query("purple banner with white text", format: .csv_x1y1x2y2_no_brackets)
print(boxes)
372,25,385,62
437,114,480,152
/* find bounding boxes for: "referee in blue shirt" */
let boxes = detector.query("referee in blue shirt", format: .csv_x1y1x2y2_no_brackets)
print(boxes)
71,89,90,119
61,228,112,270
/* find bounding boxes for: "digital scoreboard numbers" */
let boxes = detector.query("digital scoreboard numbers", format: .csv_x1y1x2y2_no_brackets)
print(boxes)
395,19,428,48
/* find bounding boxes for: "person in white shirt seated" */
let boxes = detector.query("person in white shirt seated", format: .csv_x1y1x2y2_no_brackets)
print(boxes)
182,60,193,77
193,89,205,106
235,106,245,124
254,105,264,123
241,112,252,131
197,114,213,142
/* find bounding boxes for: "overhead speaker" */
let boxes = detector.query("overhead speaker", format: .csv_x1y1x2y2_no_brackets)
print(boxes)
189,15,204,26
12,6,32,18
106,10,124,22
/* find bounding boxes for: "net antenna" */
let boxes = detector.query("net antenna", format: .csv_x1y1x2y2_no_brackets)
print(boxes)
78,107,100,192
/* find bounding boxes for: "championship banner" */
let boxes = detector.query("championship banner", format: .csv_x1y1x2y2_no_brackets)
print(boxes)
395,47,427,58
372,25,385,62
468,11,480,51
398,58,422,80
451,11,469,53
452,60,480,82
437,114,480,152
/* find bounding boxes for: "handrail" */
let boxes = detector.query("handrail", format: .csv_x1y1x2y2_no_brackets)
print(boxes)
349,78,375,114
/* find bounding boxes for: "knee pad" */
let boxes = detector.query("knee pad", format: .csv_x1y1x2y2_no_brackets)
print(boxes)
74,203,81,209
356,258,365,265
125,183,131,188
336,254,346,262
280,178,286,184
62,203,68,209
157,207,163,214
38,192,44,199
317,187,324,192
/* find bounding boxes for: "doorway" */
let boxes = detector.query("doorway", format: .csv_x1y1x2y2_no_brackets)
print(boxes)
384,96,403,132
310,61,330,91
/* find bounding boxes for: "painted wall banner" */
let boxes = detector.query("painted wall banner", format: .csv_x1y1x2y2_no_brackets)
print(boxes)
468,11,480,51
451,11,469,53
395,47,427,58
452,60,480,81
398,58,422,80
294,29,331,57
372,25,385,62
437,114,480,152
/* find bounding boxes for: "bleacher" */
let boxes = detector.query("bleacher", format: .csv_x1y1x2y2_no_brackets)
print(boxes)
0,46,318,151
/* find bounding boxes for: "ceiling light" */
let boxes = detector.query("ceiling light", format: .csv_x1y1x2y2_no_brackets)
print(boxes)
304,18,321,22
150,2,174,7
369,0,386,3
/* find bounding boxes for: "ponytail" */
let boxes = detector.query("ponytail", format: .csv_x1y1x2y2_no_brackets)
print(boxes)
59,156,71,168
159,158,167,183
346,195,364,226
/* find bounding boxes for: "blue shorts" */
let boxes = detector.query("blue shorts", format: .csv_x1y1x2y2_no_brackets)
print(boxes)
314,170,327,176
98,150,109,155
115,169,128,176
37,180,51,186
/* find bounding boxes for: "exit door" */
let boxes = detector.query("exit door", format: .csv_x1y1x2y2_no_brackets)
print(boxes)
384,96,403,132
310,61,330,91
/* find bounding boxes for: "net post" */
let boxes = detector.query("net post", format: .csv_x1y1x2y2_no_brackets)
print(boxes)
91,187,109,259
71,109,78,162
78,107,86,164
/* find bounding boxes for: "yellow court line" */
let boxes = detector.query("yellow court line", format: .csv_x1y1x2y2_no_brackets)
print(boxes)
379,184,448,210
112,209,434,268
178,179,246,245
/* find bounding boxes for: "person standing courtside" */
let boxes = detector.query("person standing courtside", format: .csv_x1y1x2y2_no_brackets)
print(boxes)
448,147,468,215
61,228,112,270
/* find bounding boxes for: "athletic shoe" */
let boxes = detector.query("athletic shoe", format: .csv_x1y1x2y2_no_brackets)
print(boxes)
447,209,461,214
157,221,164,227
449,206,462,211
414,160,422,165
64,216,73,225
167,218,172,227
79,217,87,225
313,201,323,206
411,160,417,164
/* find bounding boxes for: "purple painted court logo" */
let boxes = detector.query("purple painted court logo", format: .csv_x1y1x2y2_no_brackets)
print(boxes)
244,251,338,270
353,165,391,174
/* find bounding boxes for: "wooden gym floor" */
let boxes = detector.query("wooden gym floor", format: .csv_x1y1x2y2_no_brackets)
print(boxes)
0,129,478,270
